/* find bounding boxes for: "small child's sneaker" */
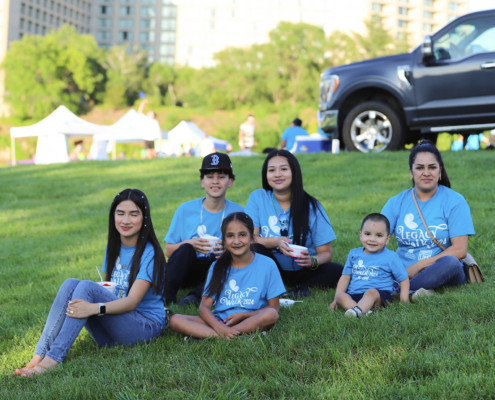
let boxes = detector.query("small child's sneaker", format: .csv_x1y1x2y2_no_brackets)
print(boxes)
412,288,435,301
345,306,363,318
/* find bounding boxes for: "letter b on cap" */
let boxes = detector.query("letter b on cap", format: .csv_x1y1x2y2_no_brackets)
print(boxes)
211,155,219,165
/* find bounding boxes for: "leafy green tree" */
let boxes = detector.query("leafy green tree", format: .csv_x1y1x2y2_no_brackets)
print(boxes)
2,25,105,119
101,45,147,108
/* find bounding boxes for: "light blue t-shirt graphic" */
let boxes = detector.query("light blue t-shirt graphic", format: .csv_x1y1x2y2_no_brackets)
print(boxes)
343,247,408,295
281,126,309,151
203,253,286,321
245,189,336,271
165,198,244,260
381,186,474,268
102,242,165,328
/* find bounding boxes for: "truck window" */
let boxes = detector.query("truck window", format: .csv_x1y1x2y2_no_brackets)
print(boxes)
434,16,495,61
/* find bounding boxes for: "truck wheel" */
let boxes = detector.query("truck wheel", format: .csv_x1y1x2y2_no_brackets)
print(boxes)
342,101,404,152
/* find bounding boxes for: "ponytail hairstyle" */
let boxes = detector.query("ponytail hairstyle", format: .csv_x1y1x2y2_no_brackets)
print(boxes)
204,212,255,298
105,189,168,299
261,150,328,246
409,139,451,188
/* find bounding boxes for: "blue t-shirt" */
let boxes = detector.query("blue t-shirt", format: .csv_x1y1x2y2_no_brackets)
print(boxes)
381,186,475,268
281,126,309,151
165,198,244,260
245,189,336,271
343,247,408,295
203,253,286,321
102,242,165,328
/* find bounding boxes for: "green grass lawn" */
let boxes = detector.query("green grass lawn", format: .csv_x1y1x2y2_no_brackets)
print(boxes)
1,151,494,399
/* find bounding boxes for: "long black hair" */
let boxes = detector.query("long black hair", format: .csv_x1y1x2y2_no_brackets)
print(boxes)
105,189,168,299
204,212,254,298
409,140,451,188
261,150,327,246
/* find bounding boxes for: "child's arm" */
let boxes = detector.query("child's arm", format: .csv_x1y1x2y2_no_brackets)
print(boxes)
198,296,241,339
329,275,351,310
399,277,410,303
224,297,280,326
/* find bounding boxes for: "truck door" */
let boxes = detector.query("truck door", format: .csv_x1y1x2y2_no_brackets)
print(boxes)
413,15,495,127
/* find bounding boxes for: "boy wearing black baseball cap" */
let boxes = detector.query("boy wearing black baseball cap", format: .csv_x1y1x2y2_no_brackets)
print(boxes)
165,152,244,306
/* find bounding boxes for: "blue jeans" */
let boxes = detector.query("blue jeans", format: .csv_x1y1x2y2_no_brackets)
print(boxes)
394,255,466,294
34,279,163,363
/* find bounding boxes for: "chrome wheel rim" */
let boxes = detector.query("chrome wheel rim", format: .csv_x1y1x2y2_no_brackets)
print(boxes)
350,110,392,153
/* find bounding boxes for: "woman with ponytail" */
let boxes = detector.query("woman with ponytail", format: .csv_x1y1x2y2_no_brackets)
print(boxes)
170,212,285,340
15,189,167,377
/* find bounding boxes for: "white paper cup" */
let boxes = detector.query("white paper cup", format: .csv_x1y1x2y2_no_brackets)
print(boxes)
97,281,117,295
286,244,308,257
203,235,220,252
280,299,303,307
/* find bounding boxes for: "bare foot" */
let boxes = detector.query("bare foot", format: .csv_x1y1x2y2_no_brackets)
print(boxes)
20,357,59,378
14,355,43,376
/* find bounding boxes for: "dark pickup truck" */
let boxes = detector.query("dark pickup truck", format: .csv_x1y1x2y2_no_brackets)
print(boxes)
318,9,495,152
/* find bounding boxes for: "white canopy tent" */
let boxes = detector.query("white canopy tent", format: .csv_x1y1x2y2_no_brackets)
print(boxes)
92,109,164,159
10,106,111,165
167,121,230,155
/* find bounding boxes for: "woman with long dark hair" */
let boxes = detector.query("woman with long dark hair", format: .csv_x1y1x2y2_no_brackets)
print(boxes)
245,150,343,294
15,189,167,377
170,212,285,339
381,140,474,298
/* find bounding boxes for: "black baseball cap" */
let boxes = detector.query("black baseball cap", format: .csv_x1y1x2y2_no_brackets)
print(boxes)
199,152,233,173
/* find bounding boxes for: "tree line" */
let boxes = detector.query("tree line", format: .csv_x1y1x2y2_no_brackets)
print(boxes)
2,18,408,120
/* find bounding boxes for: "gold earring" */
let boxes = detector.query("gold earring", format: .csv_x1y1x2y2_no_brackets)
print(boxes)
439,175,442,181
410,176,413,180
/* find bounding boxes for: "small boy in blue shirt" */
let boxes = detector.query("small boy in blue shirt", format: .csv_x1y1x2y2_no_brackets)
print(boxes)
330,213,410,317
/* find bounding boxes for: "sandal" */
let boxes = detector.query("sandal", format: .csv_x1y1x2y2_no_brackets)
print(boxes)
20,364,47,378
14,363,36,376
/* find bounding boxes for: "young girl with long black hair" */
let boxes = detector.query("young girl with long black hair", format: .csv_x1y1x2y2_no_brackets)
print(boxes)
244,150,343,295
170,212,285,339
15,189,167,377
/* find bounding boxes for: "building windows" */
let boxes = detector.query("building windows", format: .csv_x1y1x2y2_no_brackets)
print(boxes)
119,18,134,28
140,19,155,29
27,21,32,32
21,3,26,14
35,24,39,34
424,0,433,6
44,0,47,7
160,44,174,56
211,8,215,17
119,6,134,15
100,6,113,15
98,18,112,28
56,17,60,26
162,6,177,17
161,19,176,30
398,7,408,16
42,26,46,35
423,23,432,32
161,32,175,42
399,0,408,3
210,21,215,30
423,11,433,19
141,6,155,17
50,14,54,24
139,31,155,42
57,4,61,13
118,31,133,41
96,30,112,40
36,9,40,19
43,12,47,22
29,6,33,16
50,1,54,11
398,20,408,28
448,2,458,12
20,18,25,29
397,32,407,40
371,3,382,12
448,14,457,22
141,0,156,3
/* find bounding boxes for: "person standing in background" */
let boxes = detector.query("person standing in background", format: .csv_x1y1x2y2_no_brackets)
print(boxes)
138,99,162,159
280,118,309,152
239,115,256,151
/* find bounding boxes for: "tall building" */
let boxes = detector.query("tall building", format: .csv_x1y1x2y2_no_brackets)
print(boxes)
371,0,469,46
172,0,471,68
93,0,177,64
0,0,93,115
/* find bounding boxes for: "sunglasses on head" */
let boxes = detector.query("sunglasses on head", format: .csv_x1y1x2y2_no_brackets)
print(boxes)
279,212,288,237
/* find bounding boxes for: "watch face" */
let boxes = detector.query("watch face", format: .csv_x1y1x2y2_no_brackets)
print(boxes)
100,304,106,315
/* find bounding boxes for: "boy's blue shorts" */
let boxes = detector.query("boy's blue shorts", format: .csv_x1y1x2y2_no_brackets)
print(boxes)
349,290,393,306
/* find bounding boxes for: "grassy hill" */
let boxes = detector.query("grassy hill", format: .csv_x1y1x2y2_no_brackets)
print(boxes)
1,151,494,399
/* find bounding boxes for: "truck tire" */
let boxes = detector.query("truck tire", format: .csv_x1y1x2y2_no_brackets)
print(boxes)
342,101,404,152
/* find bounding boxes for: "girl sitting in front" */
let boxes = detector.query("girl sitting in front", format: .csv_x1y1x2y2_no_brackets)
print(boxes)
170,212,285,339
